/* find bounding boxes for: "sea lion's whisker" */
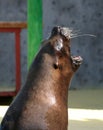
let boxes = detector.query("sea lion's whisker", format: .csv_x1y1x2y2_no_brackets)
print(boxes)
70,33,96,39
64,28,96,39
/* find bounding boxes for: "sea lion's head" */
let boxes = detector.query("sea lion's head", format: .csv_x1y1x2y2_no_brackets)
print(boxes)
32,26,83,85
48,26,83,74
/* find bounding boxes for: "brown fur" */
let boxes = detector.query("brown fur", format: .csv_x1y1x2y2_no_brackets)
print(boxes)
1,27,82,130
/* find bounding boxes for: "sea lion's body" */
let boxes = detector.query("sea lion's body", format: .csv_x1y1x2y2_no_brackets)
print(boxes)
0,26,82,130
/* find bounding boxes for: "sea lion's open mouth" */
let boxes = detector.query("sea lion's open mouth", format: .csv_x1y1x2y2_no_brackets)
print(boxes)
59,26,83,66
71,56,83,66
70,55,83,71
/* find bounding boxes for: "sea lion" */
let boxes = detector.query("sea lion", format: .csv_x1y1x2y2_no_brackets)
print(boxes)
0,26,83,130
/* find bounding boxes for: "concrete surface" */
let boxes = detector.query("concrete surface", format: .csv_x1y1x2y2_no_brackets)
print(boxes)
0,89,103,130
0,0,27,89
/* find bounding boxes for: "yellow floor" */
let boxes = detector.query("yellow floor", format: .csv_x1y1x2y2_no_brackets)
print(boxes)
68,89,103,130
69,108,103,130
0,89,103,130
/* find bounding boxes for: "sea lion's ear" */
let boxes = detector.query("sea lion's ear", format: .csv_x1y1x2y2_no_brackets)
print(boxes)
53,39,63,69
54,38,63,51
53,56,59,69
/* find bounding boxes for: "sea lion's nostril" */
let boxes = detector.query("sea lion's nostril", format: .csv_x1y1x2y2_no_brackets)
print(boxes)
51,26,61,36
57,26,61,32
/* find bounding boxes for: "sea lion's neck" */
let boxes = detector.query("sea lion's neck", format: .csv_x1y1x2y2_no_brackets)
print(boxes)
24,53,72,107
27,67,72,107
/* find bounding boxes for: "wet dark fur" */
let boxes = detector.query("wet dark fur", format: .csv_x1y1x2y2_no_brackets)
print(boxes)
0,26,82,130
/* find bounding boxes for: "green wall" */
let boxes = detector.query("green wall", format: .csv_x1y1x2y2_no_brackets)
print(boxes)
28,0,42,67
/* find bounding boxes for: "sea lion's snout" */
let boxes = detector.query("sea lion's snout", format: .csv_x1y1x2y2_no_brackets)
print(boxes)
51,26,71,40
51,26,61,36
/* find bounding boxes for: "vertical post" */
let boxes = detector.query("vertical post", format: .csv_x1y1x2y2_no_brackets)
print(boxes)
15,29,21,93
28,0,42,67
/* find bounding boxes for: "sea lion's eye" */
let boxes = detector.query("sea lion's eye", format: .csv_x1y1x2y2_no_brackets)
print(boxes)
54,38,63,51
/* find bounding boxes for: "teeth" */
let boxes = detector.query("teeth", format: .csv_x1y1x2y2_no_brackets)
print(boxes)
71,56,83,65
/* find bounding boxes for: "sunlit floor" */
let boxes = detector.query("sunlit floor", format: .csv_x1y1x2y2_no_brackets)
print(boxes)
0,106,9,122
0,89,103,130
69,108,103,121
69,108,103,130
68,89,103,130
